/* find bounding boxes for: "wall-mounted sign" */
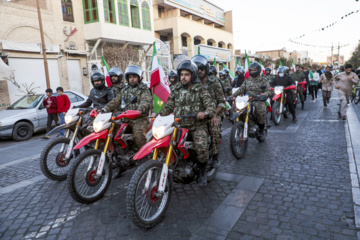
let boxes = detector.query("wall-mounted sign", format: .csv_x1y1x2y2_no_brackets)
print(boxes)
196,44,231,62
164,0,225,26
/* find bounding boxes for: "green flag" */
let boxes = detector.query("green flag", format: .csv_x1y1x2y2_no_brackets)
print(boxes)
236,59,242,67
213,58,217,66
198,46,200,55
222,63,235,80
279,59,283,67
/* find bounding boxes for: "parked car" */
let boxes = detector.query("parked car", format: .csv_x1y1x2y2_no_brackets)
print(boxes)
0,91,87,141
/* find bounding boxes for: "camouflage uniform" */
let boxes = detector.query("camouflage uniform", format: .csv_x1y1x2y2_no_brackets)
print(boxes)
159,82,216,163
111,82,126,98
233,76,271,124
104,83,152,149
264,75,272,82
290,71,305,102
221,76,232,97
202,76,225,155
169,82,181,92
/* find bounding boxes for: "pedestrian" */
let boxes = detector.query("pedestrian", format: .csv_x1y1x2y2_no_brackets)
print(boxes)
317,68,323,90
42,88,58,139
303,66,310,100
319,66,334,108
333,64,360,120
308,67,319,100
56,87,70,137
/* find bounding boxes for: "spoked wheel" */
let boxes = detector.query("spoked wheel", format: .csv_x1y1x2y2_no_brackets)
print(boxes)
126,160,171,229
67,149,112,204
271,102,282,125
206,149,218,181
257,116,268,142
40,137,79,181
230,121,248,159
355,89,360,104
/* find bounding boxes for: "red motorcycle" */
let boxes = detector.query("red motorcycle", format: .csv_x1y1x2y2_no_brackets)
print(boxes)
271,85,296,125
67,98,153,204
126,113,217,229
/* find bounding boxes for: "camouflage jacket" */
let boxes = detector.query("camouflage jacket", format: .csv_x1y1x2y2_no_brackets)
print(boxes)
290,71,305,83
233,76,271,98
111,82,126,98
203,76,226,119
104,83,152,122
264,75,273,82
169,82,181,92
159,82,216,130
223,76,232,89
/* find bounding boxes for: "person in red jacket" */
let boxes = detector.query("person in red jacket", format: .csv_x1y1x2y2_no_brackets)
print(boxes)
56,87,70,137
43,88,58,139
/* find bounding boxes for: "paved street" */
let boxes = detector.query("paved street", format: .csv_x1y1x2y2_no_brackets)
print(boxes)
0,91,360,240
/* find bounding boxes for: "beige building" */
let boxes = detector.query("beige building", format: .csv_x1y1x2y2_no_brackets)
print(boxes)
153,0,234,70
256,48,289,61
0,0,89,108
0,0,155,109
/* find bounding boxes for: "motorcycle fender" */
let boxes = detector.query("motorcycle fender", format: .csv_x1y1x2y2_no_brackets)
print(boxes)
73,129,108,150
47,122,75,136
133,135,171,160
230,112,240,123
272,94,282,101
114,123,128,148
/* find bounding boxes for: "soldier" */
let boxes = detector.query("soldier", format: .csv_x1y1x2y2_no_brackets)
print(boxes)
222,68,233,96
233,62,271,139
103,65,152,150
75,72,114,112
168,69,180,92
192,55,225,167
155,60,216,186
232,66,245,88
109,67,125,97
264,67,272,82
291,64,306,110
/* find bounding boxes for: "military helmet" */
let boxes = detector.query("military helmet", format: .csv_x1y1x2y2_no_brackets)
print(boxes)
191,55,209,75
124,65,143,83
168,69,178,82
209,65,217,75
277,66,285,73
177,60,198,83
223,68,230,74
283,66,290,74
219,70,226,77
235,66,244,75
248,62,262,78
91,72,106,90
109,67,123,84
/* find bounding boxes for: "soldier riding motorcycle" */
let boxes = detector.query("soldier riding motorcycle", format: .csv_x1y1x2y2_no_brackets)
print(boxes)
109,67,126,97
126,60,217,229
230,62,271,159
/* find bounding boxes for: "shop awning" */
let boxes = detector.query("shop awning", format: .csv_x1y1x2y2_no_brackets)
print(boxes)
1,40,60,53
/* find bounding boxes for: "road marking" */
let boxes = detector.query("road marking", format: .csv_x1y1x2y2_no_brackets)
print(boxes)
0,175,45,194
0,154,40,169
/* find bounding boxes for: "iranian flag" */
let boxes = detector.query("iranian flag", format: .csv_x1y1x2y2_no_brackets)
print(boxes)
150,42,170,113
236,59,242,68
259,61,266,75
266,98,272,112
279,59,283,67
222,63,235,81
213,57,217,66
244,51,251,80
292,59,296,72
101,56,111,87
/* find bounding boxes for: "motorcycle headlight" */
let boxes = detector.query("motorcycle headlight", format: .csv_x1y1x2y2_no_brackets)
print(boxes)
274,89,282,95
93,121,105,133
236,101,247,110
152,126,166,140
65,115,73,124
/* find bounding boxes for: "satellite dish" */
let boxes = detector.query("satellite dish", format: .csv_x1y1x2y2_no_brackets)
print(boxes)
173,54,190,70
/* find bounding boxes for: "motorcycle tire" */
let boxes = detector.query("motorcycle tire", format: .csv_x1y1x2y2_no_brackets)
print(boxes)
283,105,289,119
271,102,282,125
67,149,112,204
40,137,79,181
230,121,248,159
207,149,218,181
126,160,172,229
256,117,268,143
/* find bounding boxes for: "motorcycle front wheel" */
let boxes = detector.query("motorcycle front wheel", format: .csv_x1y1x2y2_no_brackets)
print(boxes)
271,102,282,125
126,160,171,229
40,137,79,181
230,121,248,159
67,149,112,204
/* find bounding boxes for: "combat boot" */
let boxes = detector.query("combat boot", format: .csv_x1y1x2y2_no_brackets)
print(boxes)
198,163,207,186
212,154,220,167
301,101,304,110
258,124,265,141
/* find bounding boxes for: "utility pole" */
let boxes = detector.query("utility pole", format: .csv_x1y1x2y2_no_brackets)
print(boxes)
36,0,51,89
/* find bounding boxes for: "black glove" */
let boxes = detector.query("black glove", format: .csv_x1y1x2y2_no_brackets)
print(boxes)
72,105,78,109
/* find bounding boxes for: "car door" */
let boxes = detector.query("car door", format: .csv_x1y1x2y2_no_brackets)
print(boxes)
36,95,50,129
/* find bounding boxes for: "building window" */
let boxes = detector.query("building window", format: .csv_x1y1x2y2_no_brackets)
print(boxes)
117,0,129,26
104,0,116,23
141,1,151,30
62,0,74,22
130,0,140,29
218,43,223,48
207,41,213,46
182,36,187,47
160,35,167,42
83,0,99,23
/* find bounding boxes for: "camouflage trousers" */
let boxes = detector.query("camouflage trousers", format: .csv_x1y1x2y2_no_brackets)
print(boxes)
297,85,305,102
209,115,222,155
189,124,209,164
128,117,149,150
253,101,267,125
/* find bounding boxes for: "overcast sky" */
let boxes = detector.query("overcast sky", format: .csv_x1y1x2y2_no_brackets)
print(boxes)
208,0,360,62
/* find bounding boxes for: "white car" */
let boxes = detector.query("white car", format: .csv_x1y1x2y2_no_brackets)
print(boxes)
0,90,87,141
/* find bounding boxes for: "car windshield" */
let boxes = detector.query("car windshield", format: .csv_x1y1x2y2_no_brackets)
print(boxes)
7,95,43,110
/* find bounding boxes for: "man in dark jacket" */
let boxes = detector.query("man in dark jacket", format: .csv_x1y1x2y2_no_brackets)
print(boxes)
232,66,245,88
43,88,57,139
